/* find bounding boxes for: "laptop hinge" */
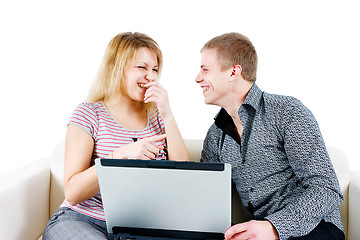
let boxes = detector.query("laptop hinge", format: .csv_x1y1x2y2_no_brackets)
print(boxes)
112,227,224,240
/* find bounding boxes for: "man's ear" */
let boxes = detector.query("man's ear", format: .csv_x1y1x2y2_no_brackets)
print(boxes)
230,65,243,78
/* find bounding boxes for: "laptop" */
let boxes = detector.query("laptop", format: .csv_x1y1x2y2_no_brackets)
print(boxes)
95,158,231,240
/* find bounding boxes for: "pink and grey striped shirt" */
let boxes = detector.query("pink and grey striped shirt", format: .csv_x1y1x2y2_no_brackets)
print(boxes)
60,101,167,220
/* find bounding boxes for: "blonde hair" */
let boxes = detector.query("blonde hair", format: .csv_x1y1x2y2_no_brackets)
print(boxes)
202,32,257,82
87,32,162,106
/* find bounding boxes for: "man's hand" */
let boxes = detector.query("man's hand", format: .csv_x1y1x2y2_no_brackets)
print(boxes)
224,220,279,240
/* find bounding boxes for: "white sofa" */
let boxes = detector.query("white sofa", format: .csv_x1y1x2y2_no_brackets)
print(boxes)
1,140,360,240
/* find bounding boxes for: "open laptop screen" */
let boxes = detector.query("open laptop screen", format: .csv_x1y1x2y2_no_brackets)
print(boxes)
96,159,231,239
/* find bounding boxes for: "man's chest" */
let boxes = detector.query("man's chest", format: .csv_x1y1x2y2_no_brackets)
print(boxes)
218,115,288,185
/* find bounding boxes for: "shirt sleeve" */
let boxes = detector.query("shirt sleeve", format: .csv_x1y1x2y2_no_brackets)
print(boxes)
265,98,343,240
201,124,221,163
68,103,99,139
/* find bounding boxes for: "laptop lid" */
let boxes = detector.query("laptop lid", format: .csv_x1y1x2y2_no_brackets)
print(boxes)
95,159,231,238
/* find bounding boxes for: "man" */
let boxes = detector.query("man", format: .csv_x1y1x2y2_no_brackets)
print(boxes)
195,32,344,240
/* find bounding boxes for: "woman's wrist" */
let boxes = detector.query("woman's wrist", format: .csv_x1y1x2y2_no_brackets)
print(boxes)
108,149,122,159
161,111,174,122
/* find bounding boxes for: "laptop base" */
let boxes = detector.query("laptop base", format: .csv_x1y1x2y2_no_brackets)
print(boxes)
109,227,224,240
109,233,189,240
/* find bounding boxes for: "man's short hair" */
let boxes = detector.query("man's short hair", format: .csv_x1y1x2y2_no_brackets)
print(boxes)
202,32,257,82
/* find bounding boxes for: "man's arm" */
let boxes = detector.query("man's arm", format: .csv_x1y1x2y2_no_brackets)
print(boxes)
264,98,343,239
200,124,221,163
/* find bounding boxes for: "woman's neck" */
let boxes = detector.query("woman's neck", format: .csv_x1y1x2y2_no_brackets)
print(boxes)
104,94,148,130
105,93,145,114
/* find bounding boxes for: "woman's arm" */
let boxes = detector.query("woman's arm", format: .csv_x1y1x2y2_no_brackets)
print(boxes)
63,124,99,206
64,124,168,206
161,111,190,161
144,82,190,161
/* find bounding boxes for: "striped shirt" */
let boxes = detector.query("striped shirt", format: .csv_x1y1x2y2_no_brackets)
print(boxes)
60,101,167,220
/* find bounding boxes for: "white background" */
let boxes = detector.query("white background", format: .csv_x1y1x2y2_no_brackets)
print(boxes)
1,0,359,176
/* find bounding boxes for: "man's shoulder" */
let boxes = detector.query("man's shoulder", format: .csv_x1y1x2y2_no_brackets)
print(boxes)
263,91,299,104
262,92,304,112
206,122,222,138
262,92,314,128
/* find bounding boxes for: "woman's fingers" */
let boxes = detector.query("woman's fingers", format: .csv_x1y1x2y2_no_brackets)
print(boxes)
143,82,172,118
138,134,166,159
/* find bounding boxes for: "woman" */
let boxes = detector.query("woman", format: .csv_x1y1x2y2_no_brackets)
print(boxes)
43,32,190,239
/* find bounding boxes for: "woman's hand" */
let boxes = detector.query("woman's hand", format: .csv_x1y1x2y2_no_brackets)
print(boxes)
143,81,172,119
143,81,190,161
112,134,166,160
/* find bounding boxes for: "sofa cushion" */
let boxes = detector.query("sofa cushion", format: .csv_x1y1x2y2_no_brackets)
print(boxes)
0,159,50,240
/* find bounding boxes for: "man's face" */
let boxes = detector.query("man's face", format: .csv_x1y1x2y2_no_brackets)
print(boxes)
195,48,231,106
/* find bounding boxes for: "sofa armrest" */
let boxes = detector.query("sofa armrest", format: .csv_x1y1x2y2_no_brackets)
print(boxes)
348,170,360,240
0,159,51,240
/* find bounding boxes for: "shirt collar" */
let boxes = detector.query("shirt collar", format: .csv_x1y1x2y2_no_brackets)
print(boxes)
213,84,262,144
241,83,263,112
214,83,263,124
214,107,239,143
214,108,232,129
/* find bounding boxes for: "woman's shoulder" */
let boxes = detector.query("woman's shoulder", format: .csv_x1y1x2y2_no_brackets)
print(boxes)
69,102,104,137
74,101,105,114
70,102,107,125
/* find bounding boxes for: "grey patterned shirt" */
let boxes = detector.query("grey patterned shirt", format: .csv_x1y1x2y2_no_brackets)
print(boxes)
201,84,344,240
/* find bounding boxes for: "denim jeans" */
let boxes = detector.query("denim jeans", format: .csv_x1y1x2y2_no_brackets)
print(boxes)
43,207,107,240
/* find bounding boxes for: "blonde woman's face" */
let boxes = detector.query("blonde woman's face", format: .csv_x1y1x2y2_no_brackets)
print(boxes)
124,47,159,102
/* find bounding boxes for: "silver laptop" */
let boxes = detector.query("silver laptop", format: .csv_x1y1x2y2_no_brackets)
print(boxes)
95,159,231,240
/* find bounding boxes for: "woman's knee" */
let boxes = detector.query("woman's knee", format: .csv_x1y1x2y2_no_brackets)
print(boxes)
43,208,107,240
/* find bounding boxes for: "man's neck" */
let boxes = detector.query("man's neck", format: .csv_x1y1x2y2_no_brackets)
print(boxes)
223,82,254,119
222,82,253,140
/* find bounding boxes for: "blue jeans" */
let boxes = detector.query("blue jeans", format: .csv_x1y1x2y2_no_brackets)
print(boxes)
43,207,107,240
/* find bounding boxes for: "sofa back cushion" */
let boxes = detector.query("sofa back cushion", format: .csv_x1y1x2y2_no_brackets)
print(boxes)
49,140,350,233
49,141,65,216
